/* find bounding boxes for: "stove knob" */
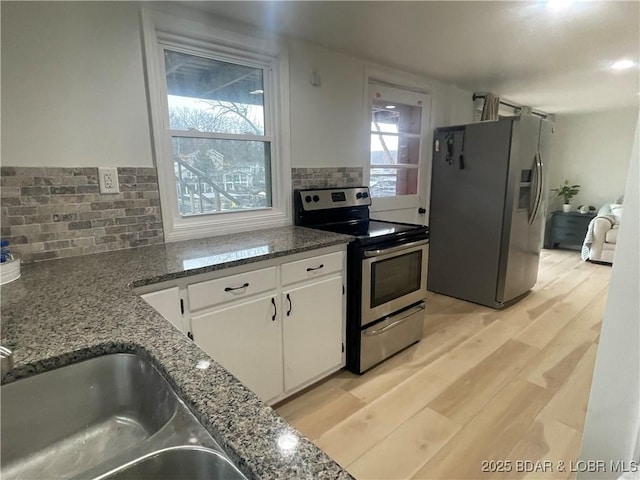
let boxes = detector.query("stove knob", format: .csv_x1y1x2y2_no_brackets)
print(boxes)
313,195,320,202
305,195,312,203
356,192,363,199
362,192,369,199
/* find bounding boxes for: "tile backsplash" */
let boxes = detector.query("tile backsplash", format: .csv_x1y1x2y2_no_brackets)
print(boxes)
291,167,363,190
1,166,365,263
0,167,163,262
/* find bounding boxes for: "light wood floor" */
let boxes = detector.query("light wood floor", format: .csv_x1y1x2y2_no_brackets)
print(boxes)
276,249,612,479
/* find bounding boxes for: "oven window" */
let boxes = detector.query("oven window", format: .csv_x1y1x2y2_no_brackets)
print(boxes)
370,250,422,307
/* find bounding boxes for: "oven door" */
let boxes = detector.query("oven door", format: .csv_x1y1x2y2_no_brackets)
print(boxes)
361,239,428,326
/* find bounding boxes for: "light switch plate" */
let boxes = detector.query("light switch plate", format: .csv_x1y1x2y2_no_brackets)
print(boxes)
98,167,120,194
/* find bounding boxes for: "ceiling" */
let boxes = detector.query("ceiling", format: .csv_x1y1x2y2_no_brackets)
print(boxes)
182,0,640,115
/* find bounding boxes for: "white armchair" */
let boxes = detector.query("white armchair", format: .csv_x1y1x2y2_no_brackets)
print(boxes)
582,201,623,264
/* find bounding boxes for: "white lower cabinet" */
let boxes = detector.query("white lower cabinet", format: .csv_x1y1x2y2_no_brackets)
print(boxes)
140,287,183,331
283,275,344,391
191,294,284,402
140,246,347,404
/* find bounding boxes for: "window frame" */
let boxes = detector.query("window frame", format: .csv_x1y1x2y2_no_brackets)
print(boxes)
141,8,291,242
366,83,430,202
160,44,274,216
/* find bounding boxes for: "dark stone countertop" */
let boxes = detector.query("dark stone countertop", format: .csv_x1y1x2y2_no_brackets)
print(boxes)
0,225,354,480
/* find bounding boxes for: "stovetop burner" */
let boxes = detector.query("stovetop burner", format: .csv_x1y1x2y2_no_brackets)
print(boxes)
312,219,428,245
367,220,417,237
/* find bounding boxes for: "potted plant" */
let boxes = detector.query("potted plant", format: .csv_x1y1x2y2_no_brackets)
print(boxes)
552,180,580,212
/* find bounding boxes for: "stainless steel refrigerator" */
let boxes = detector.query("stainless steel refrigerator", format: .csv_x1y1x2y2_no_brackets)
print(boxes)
427,115,553,309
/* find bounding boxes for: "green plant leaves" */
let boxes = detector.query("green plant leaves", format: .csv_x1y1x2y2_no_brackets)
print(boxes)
551,179,580,203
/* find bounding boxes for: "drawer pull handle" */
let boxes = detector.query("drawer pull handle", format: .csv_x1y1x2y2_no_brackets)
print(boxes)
286,293,292,316
224,282,249,292
364,304,425,336
271,297,277,321
306,264,324,272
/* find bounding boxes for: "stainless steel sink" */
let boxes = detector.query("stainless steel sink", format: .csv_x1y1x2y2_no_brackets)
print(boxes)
1,354,247,480
96,446,246,480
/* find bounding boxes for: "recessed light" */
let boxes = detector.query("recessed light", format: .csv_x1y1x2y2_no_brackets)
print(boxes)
385,105,396,109
611,59,636,71
249,89,264,95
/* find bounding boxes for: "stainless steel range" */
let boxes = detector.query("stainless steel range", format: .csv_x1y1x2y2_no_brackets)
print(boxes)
294,187,429,373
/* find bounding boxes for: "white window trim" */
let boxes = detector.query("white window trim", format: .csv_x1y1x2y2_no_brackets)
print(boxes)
141,8,291,242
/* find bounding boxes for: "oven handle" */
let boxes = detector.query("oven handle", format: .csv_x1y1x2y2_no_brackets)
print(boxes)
363,303,425,336
363,239,428,258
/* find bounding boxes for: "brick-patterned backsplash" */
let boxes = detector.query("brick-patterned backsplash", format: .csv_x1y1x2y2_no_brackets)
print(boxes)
1,166,364,262
291,167,363,190
0,167,164,262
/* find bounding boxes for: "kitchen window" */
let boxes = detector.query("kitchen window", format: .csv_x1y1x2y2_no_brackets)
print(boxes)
165,49,271,216
142,9,291,241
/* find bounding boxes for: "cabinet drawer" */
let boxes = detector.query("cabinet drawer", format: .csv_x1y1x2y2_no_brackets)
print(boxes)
281,251,343,286
188,266,277,311
552,216,591,229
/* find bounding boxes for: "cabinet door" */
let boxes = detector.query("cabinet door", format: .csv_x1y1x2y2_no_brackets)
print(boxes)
283,275,344,391
141,287,183,331
191,295,283,402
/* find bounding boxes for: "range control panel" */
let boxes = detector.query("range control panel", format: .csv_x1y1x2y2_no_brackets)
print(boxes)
296,187,372,211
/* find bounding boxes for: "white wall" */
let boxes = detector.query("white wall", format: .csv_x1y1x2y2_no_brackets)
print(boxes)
445,85,476,127
1,1,473,174
287,40,475,169
579,112,640,479
548,108,637,210
288,40,369,168
1,2,153,168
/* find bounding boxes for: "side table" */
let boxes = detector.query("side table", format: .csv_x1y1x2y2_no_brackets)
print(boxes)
544,211,596,249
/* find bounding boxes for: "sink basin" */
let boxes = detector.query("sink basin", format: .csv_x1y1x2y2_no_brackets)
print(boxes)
97,446,247,480
1,354,246,480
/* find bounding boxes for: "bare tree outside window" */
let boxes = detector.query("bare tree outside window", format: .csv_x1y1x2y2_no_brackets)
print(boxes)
164,50,272,216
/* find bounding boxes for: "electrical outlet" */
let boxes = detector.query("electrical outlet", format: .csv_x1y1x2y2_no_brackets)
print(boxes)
98,167,120,194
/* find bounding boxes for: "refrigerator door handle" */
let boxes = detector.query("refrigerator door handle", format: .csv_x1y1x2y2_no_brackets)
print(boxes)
529,152,544,225
537,151,545,215
528,155,539,225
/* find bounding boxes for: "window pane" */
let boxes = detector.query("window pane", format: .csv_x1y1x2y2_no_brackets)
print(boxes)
370,134,420,166
172,137,271,216
371,101,421,135
165,50,265,135
370,168,418,198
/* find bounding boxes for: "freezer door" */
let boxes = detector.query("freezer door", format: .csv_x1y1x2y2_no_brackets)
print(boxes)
497,115,543,303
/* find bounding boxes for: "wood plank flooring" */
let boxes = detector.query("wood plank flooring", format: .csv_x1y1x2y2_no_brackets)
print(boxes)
275,249,611,479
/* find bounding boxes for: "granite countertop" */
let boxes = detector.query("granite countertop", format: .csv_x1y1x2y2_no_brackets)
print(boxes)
0,225,354,480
